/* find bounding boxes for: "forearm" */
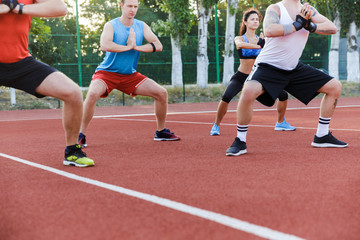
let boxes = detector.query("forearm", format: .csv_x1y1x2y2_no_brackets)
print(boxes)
313,21,337,35
265,23,296,37
134,41,163,53
0,4,10,14
12,0,67,17
100,41,133,53
236,42,261,50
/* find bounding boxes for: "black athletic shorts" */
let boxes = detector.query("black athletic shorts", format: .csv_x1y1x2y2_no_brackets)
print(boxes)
0,56,58,98
222,71,284,106
247,61,333,106
222,71,247,103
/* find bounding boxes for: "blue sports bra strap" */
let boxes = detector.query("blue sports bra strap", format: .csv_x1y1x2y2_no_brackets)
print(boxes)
242,34,259,43
242,34,249,43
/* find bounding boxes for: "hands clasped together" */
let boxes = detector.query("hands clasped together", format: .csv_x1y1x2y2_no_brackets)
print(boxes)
293,2,317,33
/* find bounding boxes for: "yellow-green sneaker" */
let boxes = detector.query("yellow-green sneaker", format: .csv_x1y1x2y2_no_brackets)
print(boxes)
63,144,95,167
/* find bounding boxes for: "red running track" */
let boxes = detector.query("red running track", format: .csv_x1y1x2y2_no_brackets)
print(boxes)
0,97,359,240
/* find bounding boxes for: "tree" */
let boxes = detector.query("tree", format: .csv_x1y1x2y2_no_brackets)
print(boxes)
222,0,239,85
337,0,360,82
152,0,193,86
196,0,218,88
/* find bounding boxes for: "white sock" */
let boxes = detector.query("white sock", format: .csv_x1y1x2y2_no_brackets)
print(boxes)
237,125,248,142
316,117,331,137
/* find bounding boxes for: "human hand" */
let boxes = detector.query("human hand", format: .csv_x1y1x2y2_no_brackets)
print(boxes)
127,28,136,49
299,2,312,20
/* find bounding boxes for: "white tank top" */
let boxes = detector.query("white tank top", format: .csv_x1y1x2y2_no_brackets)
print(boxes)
255,2,309,70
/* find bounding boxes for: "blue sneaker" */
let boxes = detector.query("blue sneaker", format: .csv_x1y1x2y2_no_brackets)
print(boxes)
210,123,220,136
274,120,296,131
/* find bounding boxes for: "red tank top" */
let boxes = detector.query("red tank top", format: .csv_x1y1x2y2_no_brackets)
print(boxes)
0,0,34,63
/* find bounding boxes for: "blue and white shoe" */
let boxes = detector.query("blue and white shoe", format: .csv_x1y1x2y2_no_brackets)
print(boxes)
274,120,296,131
210,123,220,136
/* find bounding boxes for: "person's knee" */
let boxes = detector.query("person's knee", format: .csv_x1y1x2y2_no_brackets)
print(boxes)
241,86,261,103
333,79,342,97
221,94,232,103
278,91,288,101
64,86,83,105
155,87,168,102
324,79,342,98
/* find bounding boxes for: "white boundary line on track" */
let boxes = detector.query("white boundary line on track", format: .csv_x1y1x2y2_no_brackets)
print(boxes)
0,153,305,240
92,104,360,119
102,118,360,132
0,104,359,122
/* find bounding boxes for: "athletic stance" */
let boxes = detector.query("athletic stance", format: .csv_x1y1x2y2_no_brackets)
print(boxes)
79,0,180,147
210,8,295,136
226,0,348,156
0,0,94,167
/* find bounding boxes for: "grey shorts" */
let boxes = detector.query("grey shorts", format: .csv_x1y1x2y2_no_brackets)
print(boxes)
247,61,333,106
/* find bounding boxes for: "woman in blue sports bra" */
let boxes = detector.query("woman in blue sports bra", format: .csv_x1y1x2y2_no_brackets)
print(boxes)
210,7,296,136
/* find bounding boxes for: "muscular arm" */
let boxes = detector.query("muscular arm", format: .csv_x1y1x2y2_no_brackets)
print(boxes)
308,7,337,35
134,22,163,52
0,4,10,14
12,0,67,17
263,4,295,37
234,36,261,49
100,22,133,53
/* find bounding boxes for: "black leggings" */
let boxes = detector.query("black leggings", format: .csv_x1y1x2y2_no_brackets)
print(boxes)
222,71,288,103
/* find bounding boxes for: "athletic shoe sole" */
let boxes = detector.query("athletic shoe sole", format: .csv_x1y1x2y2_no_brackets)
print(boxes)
274,127,296,131
80,143,88,148
311,142,348,148
210,132,220,136
154,138,180,141
226,149,247,156
63,160,94,167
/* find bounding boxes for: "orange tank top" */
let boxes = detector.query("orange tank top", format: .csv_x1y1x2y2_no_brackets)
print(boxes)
0,0,34,63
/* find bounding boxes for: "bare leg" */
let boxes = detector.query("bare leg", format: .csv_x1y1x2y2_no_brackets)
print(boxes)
214,100,229,126
236,81,264,125
318,78,342,118
35,72,83,146
80,80,107,134
276,99,287,123
133,78,168,131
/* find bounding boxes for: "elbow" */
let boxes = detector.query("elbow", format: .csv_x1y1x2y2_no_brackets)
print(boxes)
157,42,163,52
100,42,109,52
264,26,277,37
100,45,108,52
329,26,337,35
58,2,68,16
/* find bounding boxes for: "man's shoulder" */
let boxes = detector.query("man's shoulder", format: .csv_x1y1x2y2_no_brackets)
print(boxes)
133,18,145,25
267,3,280,11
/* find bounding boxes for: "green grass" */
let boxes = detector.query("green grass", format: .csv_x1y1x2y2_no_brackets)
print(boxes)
0,81,359,111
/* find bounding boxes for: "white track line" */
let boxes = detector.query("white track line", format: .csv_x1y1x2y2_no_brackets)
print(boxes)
0,153,305,240
93,104,360,119
103,118,360,132
0,104,358,122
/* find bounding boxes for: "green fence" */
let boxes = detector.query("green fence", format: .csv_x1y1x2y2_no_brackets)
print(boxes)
30,33,330,87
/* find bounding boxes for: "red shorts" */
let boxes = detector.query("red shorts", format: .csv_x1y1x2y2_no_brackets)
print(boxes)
92,70,148,98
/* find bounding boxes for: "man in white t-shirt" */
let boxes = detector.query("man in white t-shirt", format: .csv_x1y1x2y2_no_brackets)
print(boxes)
226,0,348,156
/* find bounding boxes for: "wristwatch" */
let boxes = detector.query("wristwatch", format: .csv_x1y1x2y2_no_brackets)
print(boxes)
19,3,24,15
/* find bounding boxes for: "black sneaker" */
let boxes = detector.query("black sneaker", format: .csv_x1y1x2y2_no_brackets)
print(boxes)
64,144,94,167
226,137,247,156
311,132,348,148
154,128,180,141
78,132,87,148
